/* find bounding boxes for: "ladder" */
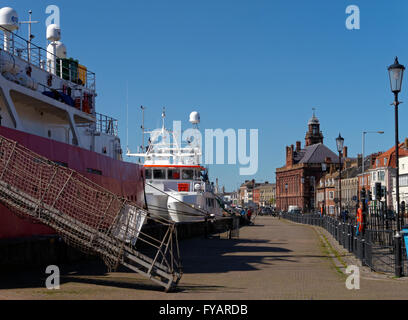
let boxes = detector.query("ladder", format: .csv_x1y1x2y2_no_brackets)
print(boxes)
0,135,182,292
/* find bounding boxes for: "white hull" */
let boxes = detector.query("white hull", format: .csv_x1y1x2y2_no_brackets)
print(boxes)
167,192,222,223
146,193,170,221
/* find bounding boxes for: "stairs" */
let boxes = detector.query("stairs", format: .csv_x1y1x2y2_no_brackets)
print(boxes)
0,135,182,292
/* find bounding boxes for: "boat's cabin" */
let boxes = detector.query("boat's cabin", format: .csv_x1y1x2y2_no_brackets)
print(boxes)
145,167,202,181
144,165,213,193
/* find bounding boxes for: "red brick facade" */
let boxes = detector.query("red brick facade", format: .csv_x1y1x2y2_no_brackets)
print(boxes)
276,115,340,212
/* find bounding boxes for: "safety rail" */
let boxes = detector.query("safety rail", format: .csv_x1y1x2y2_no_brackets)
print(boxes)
0,134,182,291
95,112,118,137
0,26,96,91
282,212,407,277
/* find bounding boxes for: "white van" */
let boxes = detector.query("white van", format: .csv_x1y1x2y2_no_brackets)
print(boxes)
288,206,302,214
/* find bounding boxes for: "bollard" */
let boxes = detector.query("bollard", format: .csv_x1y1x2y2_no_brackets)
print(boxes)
394,232,403,278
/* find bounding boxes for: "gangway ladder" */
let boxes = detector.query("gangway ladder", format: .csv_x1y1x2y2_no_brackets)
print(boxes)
0,135,182,292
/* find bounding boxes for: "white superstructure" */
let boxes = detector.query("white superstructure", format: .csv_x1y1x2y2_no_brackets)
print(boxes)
127,110,223,222
0,7,121,160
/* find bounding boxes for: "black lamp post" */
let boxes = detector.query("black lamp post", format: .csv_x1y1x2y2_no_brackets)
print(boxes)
388,57,405,232
285,183,288,212
336,133,344,220
388,57,405,278
321,163,327,215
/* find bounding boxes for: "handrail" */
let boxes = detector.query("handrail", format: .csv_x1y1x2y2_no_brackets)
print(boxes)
0,26,96,90
95,112,118,136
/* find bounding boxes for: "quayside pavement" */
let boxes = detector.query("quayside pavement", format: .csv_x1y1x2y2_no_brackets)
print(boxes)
0,217,407,300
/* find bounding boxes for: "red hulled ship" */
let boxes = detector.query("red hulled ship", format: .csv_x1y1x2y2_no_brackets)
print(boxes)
0,7,145,240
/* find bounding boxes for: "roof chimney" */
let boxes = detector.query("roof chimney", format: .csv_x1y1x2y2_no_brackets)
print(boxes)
357,154,362,168
343,146,348,159
296,141,301,152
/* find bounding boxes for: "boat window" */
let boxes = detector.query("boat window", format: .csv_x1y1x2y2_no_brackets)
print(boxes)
195,170,203,180
153,169,166,179
145,169,152,180
182,169,194,180
168,169,180,180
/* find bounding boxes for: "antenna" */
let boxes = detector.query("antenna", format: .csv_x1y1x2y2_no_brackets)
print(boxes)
161,107,166,131
141,105,146,152
126,81,129,154
20,10,38,62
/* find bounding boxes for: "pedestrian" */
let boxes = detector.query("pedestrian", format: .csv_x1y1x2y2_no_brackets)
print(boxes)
356,203,363,236
247,208,253,222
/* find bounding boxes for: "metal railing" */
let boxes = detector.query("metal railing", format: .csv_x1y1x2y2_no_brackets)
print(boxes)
282,212,406,277
95,112,118,136
0,26,96,90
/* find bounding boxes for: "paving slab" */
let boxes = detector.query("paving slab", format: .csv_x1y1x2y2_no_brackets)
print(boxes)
0,217,406,300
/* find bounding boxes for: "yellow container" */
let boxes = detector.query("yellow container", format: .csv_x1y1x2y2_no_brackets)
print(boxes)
78,64,87,86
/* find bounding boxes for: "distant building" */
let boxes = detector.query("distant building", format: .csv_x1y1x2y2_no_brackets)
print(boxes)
397,155,408,214
276,113,342,212
254,182,276,207
316,167,337,216
374,142,408,209
239,180,260,207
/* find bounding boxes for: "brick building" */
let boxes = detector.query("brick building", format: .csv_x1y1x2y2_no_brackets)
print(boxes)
370,142,408,209
276,113,342,212
239,180,260,207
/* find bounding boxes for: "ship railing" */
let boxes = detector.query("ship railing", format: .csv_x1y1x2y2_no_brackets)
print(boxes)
95,112,118,136
0,26,96,91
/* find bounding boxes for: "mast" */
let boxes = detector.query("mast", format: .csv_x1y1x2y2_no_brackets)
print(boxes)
141,105,146,152
20,10,38,62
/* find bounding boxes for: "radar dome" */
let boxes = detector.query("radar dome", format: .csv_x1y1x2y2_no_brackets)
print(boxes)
54,41,67,58
189,111,200,124
0,7,19,31
46,24,61,41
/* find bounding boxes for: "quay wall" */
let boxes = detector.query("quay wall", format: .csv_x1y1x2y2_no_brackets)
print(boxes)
0,217,234,268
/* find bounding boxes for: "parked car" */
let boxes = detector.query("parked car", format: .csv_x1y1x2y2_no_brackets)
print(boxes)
259,207,273,216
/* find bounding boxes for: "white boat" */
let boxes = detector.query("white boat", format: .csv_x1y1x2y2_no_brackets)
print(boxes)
127,109,223,223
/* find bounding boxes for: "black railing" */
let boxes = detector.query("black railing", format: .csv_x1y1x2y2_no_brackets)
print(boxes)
282,212,406,277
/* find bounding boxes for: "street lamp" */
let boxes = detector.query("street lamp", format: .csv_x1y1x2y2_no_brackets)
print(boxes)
336,133,344,220
388,57,405,232
285,183,288,212
388,56,405,278
322,162,327,215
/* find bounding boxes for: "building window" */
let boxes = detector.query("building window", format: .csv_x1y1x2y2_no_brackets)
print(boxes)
379,171,385,181
384,157,388,166
329,191,334,200
400,174,408,187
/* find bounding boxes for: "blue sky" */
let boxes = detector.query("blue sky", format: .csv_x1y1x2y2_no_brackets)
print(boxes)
9,0,408,191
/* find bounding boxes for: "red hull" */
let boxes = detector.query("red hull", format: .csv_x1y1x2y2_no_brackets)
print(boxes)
0,126,145,239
